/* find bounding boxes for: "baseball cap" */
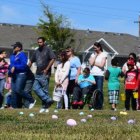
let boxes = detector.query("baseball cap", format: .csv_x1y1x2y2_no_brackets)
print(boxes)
11,42,23,50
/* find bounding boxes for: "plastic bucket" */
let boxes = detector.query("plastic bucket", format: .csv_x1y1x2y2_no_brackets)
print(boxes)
133,92,138,99
121,93,126,101
53,87,63,102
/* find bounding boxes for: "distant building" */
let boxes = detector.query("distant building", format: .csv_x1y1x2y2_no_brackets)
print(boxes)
0,23,140,70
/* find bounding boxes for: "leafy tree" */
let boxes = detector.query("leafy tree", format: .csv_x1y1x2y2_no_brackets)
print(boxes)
37,4,75,52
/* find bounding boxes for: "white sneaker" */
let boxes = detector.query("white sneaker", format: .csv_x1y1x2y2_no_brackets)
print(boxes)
45,109,49,113
39,108,45,113
29,100,36,109
0,107,4,110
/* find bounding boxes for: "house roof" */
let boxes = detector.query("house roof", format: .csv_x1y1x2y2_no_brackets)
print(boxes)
72,29,140,56
0,23,140,55
0,23,38,50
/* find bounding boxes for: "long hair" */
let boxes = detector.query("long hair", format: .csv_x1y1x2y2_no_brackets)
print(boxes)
94,42,103,52
60,51,68,67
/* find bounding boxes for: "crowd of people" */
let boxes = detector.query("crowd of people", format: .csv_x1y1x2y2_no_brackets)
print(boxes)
0,37,140,112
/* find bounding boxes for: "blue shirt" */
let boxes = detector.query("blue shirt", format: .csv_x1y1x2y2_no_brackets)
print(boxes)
69,56,81,80
78,74,95,88
9,51,28,74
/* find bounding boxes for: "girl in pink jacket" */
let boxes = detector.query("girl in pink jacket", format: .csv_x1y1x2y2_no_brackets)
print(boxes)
55,51,70,110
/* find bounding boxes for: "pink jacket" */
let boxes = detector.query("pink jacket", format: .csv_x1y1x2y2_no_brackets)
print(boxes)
55,61,70,90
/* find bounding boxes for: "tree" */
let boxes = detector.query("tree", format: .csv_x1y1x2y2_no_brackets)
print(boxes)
37,4,75,52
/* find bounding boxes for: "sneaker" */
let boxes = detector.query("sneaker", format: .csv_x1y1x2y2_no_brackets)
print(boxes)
39,108,46,113
0,107,4,110
29,100,36,109
4,105,8,108
77,101,84,105
72,101,78,105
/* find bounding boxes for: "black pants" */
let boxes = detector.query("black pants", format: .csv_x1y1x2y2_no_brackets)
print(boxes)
73,85,92,102
125,90,136,110
67,80,76,109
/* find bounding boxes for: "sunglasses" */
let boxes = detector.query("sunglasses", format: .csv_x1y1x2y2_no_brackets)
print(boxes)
128,57,134,60
66,50,71,52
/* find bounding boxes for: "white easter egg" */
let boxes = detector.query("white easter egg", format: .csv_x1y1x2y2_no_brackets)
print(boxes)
128,119,135,124
52,115,58,119
29,113,34,117
81,119,87,123
87,115,92,118
79,112,84,115
19,112,24,115
66,119,77,126
110,116,117,121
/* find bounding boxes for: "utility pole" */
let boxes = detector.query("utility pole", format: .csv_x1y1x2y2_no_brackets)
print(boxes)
134,15,140,37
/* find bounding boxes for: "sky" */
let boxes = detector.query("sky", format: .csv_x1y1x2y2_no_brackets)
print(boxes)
0,0,140,36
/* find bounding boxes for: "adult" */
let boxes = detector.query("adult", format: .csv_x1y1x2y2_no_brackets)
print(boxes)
0,50,9,108
122,53,137,74
29,37,56,113
136,54,140,69
9,42,36,109
89,42,107,109
65,47,81,109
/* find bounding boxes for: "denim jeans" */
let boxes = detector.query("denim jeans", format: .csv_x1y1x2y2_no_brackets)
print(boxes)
0,78,5,107
11,73,34,108
33,74,52,108
4,91,11,105
23,79,34,108
94,76,104,109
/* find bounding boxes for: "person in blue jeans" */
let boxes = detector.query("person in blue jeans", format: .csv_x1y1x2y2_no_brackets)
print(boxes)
22,66,35,108
29,37,56,113
89,42,107,109
0,50,9,108
9,42,36,109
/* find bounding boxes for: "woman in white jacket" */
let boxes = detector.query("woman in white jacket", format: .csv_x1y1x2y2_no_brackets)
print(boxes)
55,51,70,110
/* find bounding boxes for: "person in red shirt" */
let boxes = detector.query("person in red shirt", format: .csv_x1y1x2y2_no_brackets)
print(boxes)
137,68,140,110
124,59,138,110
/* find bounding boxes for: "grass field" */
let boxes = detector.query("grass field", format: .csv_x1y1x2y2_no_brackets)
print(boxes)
1,76,140,140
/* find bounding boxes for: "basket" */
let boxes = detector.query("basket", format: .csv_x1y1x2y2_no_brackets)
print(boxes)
133,92,138,99
120,93,126,101
53,85,64,102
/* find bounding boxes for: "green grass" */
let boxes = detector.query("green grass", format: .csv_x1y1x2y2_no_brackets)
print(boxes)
1,76,140,140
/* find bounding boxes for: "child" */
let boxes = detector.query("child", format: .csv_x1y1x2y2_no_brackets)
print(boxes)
124,59,138,110
0,50,9,108
4,89,12,108
3,77,12,108
55,51,70,110
105,58,122,111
